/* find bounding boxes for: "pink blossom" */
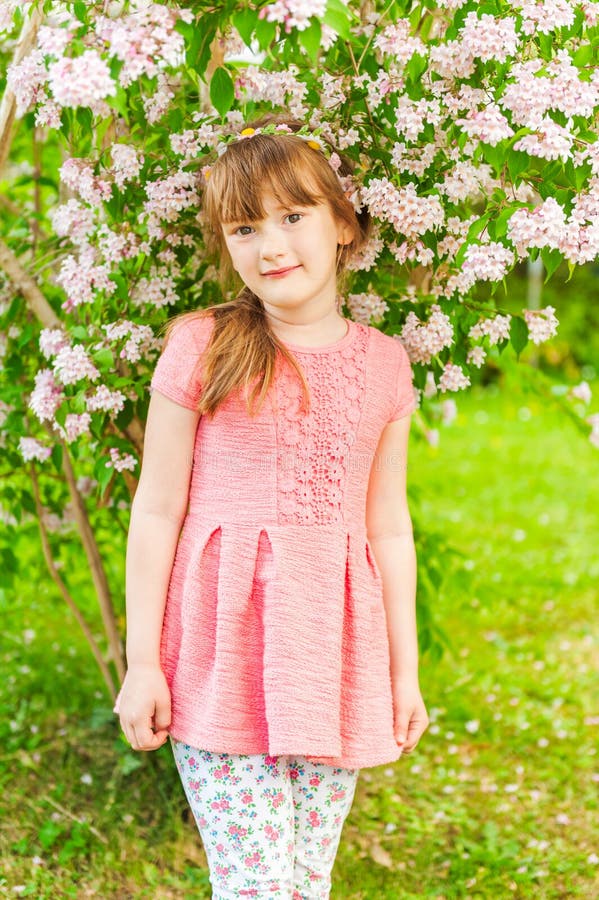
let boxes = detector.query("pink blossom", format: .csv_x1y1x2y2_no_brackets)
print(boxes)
258,0,327,34
361,178,444,239
514,117,574,161
111,144,144,189
467,345,487,367
570,381,592,403
130,267,179,309
96,224,138,266
37,24,74,59
55,246,116,310
460,12,519,63
19,437,52,463
438,362,471,392
523,305,559,344
517,0,575,35
391,142,437,178
395,96,442,143
102,320,156,362
373,20,427,65
345,233,385,272
107,448,137,472
143,72,176,124
6,48,48,117
401,306,454,365
456,104,514,146
436,162,498,203
469,314,512,345
236,66,308,118
39,329,69,360
429,40,476,79
50,199,96,246
60,412,92,443
346,292,389,325
53,345,100,386
502,55,599,128
507,198,567,257
1,1,33,33
86,386,126,416
59,158,113,207
95,5,191,88
47,50,116,110
29,370,64,422
447,242,515,296
142,171,201,235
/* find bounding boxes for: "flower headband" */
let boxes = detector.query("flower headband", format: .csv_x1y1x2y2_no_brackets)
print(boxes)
203,123,332,181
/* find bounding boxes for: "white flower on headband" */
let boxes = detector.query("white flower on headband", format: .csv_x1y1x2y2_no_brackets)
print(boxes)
215,126,329,157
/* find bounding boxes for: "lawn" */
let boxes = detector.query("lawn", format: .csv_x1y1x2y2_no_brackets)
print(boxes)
1,357,597,899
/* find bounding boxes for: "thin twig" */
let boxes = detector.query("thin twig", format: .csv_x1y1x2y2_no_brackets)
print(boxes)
30,467,117,697
31,794,109,845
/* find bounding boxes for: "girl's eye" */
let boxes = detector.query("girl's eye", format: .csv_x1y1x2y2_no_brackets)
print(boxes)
287,213,302,224
233,213,303,236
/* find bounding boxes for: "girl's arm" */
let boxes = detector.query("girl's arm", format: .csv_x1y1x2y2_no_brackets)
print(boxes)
118,390,200,750
366,414,429,753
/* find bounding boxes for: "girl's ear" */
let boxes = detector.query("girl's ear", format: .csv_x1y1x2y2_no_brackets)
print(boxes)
337,219,354,247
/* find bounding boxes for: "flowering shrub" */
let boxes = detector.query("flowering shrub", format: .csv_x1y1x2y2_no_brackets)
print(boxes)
1,0,598,689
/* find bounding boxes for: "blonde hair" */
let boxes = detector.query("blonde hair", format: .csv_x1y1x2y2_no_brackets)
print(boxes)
162,112,372,419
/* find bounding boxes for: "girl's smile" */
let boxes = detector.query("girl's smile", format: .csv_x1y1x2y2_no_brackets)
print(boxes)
262,265,302,278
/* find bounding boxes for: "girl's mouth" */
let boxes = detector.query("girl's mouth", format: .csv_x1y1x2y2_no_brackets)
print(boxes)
262,265,301,278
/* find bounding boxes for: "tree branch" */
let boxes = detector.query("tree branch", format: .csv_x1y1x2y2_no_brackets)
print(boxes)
60,441,126,682
30,466,118,698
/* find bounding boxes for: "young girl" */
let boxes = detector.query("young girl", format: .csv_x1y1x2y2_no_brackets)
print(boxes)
114,113,429,899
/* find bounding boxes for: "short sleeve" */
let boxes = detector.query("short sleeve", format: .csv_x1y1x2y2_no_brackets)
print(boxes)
150,315,214,410
388,338,418,421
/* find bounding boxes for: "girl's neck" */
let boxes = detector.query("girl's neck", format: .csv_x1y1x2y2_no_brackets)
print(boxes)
266,309,348,349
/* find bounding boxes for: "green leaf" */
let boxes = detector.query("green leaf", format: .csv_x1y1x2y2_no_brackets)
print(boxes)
298,18,322,62
92,348,114,369
254,16,277,50
323,0,352,40
73,1,87,24
232,8,256,47
572,43,593,67
510,316,528,355
51,443,63,473
209,66,234,119
541,247,563,282
506,149,529,181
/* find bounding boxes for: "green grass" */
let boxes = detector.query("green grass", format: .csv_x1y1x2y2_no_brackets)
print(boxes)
1,361,597,899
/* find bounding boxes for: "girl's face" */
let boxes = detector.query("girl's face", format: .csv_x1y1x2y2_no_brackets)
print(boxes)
221,187,353,319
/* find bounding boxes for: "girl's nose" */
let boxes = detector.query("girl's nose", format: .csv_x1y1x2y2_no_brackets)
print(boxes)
259,226,288,258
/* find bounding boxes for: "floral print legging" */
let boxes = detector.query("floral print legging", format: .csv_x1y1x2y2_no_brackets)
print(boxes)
170,737,360,899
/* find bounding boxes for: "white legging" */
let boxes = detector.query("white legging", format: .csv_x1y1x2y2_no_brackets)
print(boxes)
170,737,360,899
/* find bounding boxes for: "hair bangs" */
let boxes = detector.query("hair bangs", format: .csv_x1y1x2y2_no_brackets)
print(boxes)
212,134,329,226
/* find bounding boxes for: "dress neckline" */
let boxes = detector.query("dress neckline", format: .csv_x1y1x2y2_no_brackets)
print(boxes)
277,318,356,354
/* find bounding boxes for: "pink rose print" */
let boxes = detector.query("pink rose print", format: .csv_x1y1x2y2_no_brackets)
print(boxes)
244,850,261,867
264,824,280,841
331,789,346,801
241,791,253,803
308,810,321,827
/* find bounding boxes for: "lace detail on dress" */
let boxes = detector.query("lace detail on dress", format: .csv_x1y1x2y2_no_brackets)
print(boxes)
274,324,369,525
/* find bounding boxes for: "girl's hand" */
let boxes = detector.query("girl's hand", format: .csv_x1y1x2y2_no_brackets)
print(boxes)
115,663,171,752
392,677,429,755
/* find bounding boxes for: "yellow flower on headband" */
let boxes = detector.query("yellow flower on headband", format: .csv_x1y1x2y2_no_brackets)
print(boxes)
240,127,256,136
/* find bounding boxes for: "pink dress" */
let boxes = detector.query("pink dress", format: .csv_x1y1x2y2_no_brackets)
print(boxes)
114,313,418,769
